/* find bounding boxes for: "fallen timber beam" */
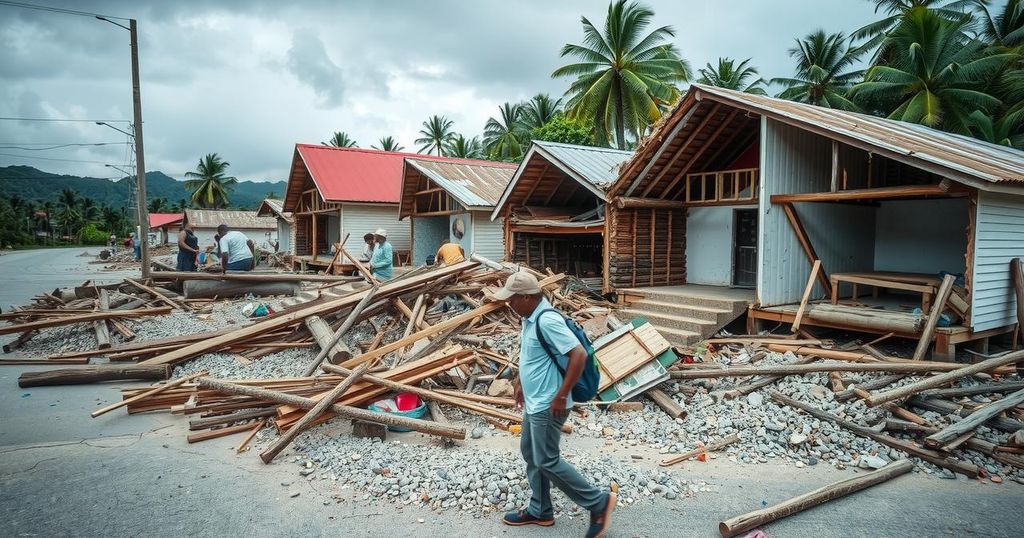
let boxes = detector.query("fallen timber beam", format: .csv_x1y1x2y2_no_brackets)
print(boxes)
19,364,171,388
305,315,353,364
769,182,953,204
124,277,186,310
150,270,362,283
187,422,257,444
912,274,956,362
721,356,817,399
140,261,479,367
921,381,1024,399
770,392,980,477
669,362,987,380
189,408,278,430
645,388,687,419
183,280,300,299
865,350,1024,407
300,286,379,376
0,306,172,336
91,369,208,418
93,289,111,350
835,375,906,402
197,377,466,440
717,460,914,538
923,388,1024,449
908,396,1024,434
260,362,371,463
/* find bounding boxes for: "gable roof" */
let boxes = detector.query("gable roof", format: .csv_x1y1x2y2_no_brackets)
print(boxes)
284,144,505,211
256,198,293,222
399,158,517,218
612,84,1024,197
148,212,184,229
183,209,276,230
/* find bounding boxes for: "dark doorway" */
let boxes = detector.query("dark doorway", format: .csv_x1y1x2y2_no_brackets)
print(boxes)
732,208,758,287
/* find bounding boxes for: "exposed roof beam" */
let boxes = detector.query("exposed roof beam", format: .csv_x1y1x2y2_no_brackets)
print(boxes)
638,103,723,198
659,108,742,199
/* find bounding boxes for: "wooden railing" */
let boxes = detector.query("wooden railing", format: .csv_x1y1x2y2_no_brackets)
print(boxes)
684,168,758,205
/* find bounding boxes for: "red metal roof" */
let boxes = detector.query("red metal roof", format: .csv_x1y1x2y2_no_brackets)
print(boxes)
293,144,505,204
149,212,184,228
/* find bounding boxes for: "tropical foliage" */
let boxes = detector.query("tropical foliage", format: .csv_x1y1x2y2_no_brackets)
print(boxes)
372,136,404,152
552,0,691,149
415,115,456,156
484,102,530,161
184,153,238,209
772,30,864,111
445,134,485,159
696,58,768,94
323,131,358,148
531,115,596,146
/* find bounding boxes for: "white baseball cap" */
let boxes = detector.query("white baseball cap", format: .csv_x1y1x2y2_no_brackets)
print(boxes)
374,228,388,238
491,271,542,301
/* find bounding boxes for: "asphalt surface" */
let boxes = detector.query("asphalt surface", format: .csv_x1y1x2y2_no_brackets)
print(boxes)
0,248,1022,537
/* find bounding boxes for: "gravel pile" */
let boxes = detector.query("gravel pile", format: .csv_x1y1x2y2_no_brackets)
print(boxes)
173,347,315,379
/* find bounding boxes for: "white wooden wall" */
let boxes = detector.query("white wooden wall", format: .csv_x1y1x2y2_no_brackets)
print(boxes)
971,191,1024,331
472,211,505,261
339,203,411,254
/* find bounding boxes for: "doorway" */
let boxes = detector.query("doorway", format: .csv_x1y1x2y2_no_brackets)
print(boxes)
732,208,758,287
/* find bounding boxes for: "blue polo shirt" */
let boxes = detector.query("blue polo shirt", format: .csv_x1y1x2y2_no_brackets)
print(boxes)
519,298,582,414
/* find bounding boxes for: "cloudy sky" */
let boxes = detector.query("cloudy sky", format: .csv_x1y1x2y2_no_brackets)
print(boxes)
0,0,883,183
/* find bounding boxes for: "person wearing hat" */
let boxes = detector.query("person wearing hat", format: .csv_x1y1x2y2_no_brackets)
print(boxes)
368,228,393,280
494,271,616,537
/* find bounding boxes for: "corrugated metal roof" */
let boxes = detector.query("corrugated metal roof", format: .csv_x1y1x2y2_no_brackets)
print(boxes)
533,140,633,190
148,212,183,228
184,209,276,230
691,84,1024,188
405,158,516,209
292,144,507,205
256,198,293,222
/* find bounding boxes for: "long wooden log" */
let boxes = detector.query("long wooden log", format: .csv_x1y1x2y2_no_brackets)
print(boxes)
912,274,956,361
305,315,353,364
790,304,922,333
718,460,914,537
91,370,208,418
141,261,478,367
921,381,1024,399
93,289,111,350
189,408,278,430
197,377,466,440
433,389,516,408
645,388,687,419
669,362,981,380
260,362,371,463
183,280,300,299
0,307,172,336
660,432,739,467
835,374,906,402
791,259,821,333
866,350,1024,407
300,286,378,376
151,270,362,283
908,396,1024,434
723,356,817,399
922,390,1024,450
770,392,980,477
19,364,171,388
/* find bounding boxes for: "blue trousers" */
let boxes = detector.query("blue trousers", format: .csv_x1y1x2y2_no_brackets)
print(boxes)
225,258,253,271
521,409,607,518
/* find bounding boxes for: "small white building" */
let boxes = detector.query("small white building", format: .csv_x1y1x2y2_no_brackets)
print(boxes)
183,208,277,250
256,198,294,253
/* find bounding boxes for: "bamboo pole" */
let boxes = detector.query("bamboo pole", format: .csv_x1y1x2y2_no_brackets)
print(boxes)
718,460,913,537
91,370,208,418
866,349,1024,407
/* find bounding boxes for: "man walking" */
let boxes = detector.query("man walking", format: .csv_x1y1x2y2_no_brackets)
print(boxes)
369,228,393,280
493,272,616,538
216,224,255,272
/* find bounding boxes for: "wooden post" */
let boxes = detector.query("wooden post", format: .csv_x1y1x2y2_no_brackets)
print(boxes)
912,274,956,361
718,460,913,537
19,364,171,388
91,369,208,418
1011,258,1024,370
780,203,831,295
311,213,318,261
866,349,1024,407
645,388,687,419
923,388,1024,449
300,285,378,377
260,362,371,463
197,377,466,440
305,315,353,364
93,289,111,350
791,259,821,333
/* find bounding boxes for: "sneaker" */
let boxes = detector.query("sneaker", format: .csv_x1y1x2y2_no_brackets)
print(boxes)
585,492,616,538
502,509,555,527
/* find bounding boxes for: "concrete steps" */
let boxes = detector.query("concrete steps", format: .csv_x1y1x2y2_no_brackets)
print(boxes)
618,287,752,347
620,309,717,335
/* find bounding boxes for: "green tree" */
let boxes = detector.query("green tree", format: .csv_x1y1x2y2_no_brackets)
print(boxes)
445,134,485,159
79,197,100,226
531,115,596,146
772,30,864,111
184,153,238,209
101,204,123,236
371,136,405,152
147,197,169,214
850,7,1012,133
519,94,563,132
56,188,81,238
172,199,188,213
853,0,975,55
415,115,456,156
484,102,529,161
323,131,358,147
971,0,1024,50
553,0,691,149
967,108,1024,147
696,57,768,94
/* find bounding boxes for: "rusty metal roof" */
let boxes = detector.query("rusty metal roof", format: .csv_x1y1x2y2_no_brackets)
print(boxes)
400,159,517,218
183,209,276,230
690,85,1024,189
256,198,293,222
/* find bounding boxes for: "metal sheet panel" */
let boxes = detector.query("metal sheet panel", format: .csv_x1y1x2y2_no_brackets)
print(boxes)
340,203,411,254
184,209,276,230
472,211,505,261
404,159,516,209
971,191,1024,331
534,141,633,190
757,119,876,306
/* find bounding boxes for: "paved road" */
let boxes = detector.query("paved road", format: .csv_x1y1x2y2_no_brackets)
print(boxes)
0,247,137,309
0,248,1022,537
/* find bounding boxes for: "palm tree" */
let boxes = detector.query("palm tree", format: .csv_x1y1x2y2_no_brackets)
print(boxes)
696,58,768,94
552,0,691,149
850,7,1012,133
967,108,1024,147
323,131,358,148
772,30,864,111
520,94,563,132
147,197,169,214
57,188,78,213
101,204,122,235
184,153,238,209
484,102,529,160
970,0,1024,50
445,134,485,159
79,197,100,225
853,0,976,55
415,115,456,156
173,198,189,213
371,136,405,152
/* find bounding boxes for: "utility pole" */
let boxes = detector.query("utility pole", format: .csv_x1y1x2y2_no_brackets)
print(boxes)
129,19,151,279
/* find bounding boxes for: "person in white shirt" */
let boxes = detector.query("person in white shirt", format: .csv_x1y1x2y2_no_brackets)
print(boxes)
216,224,255,272
359,233,375,262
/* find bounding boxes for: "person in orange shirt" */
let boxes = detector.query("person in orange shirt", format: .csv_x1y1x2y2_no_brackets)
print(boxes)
435,240,465,265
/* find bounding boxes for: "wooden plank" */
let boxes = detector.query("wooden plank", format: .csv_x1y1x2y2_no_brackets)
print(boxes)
923,388,1024,449
770,183,954,204
792,260,822,332
91,370,209,418
124,278,185,310
781,203,831,296
93,289,111,350
0,306,172,336
867,349,1024,407
912,274,957,361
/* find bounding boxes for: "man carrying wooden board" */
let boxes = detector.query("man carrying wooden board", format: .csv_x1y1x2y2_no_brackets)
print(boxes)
492,271,616,538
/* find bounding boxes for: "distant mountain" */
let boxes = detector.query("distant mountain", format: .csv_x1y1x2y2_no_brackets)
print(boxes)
0,165,285,210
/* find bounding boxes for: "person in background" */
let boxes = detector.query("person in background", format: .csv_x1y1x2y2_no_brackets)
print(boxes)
359,233,376,262
369,228,393,280
108,234,117,254
176,222,200,271
493,272,616,538
131,232,141,261
216,224,255,272
434,239,465,266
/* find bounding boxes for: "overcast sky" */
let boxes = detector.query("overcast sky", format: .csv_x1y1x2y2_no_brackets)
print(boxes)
0,0,885,183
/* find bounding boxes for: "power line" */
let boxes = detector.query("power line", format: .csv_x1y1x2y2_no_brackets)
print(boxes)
0,1,129,21
0,142,129,151
0,152,111,164
0,117,132,123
